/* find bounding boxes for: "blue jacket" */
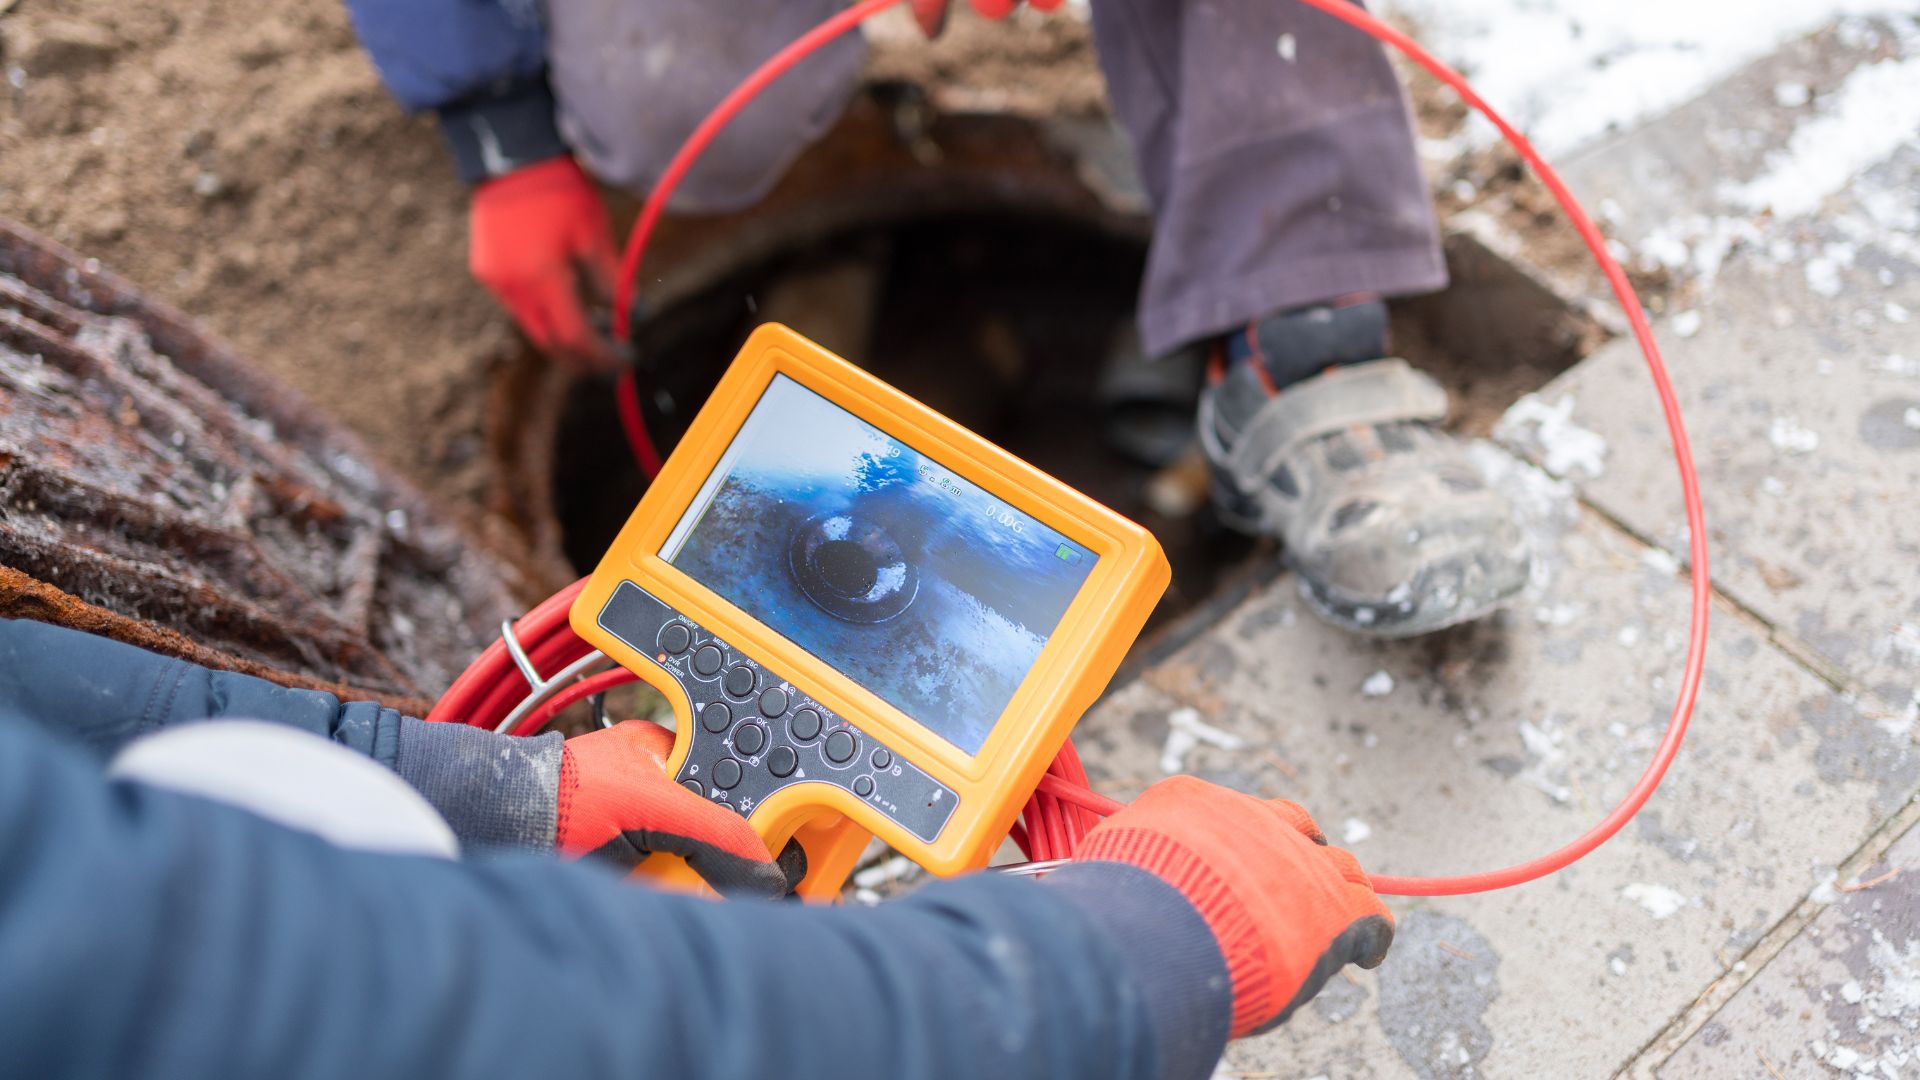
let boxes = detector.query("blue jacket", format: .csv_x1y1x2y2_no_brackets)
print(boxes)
340,0,567,183
0,620,1231,1079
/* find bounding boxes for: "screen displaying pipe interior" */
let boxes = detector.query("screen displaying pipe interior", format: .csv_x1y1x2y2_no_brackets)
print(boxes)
662,374,1096,755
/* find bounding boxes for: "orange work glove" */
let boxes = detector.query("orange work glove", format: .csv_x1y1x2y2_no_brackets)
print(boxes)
468,156,621,373
910,0,1063,38
1074,776,1393,1036
557,721,788,898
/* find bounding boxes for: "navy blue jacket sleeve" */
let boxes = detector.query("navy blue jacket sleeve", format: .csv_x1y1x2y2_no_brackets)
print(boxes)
339,0,569,183
0,719,1229,1080
0,618,407,763
0,619,562,851
339,0,546,114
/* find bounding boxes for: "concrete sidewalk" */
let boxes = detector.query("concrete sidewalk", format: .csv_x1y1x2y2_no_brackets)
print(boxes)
1071,15,1920,1078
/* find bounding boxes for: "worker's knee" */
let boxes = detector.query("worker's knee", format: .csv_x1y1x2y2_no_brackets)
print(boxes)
547,0,866,212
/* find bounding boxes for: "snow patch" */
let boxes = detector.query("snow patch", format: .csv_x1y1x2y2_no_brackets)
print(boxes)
1876,691,1919,739
1811,867,1842,904
1772,81,1813,108
1803,242,1856,297
1516,715,1572,803
1159,707,1244,773
1622,882,1689,919
1534,602,1581,627
1378,0,1910,156
1887,622,1920,663
1862,931,1920,1023
1768,416,1821,454
1821,1044,1863,1072
1722,53,1920,221
1361,670,1396,698
1497,393,1608,478
1631,214,1762,287
1342,817,1373,844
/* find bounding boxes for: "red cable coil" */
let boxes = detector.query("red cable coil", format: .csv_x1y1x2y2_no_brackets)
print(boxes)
456,0,1708,895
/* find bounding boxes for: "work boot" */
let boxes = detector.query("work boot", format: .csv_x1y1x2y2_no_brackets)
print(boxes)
1198,299,1529,637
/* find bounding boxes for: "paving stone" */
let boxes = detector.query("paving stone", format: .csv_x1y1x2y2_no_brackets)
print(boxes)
1074,457,1919,1077
1658,819,1920,1079
1059,17,1920,1076
1050,13,1920,1075
1491,15,1920,715
1498,147,1920,716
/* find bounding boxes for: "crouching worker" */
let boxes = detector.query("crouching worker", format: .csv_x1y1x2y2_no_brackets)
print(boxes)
343,0,1530,640
0,618,1391,1078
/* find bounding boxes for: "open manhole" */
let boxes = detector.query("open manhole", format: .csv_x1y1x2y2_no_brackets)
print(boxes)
519,91,1605,651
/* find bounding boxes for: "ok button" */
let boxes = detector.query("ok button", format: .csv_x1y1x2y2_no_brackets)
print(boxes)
733,722,767,757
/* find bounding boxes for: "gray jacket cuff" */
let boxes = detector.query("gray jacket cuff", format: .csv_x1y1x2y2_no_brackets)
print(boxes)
1044,862,1233,1080
392,717,563,852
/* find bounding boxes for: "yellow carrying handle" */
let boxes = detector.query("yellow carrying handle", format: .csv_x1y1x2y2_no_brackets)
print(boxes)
631,810,876,901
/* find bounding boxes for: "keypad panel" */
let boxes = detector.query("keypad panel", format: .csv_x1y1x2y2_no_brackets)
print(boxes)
595,581,958,843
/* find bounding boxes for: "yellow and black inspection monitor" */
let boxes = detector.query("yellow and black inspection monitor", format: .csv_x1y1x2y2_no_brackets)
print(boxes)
572,325,1169,897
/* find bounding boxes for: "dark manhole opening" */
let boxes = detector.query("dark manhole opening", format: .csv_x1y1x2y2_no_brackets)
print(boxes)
550,207,1599,639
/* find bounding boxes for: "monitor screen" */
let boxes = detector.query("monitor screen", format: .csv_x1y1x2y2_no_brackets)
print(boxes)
661,374,1097,755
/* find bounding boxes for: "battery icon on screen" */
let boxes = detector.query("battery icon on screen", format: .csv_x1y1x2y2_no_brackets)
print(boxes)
1055,544,1080,563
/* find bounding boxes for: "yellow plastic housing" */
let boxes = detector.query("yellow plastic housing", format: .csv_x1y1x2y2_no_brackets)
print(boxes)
573,324,1168,891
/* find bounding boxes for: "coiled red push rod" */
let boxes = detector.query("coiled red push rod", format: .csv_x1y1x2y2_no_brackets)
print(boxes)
580,0,1711,896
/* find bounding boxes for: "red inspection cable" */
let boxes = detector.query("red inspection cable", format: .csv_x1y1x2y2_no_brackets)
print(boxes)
469,0,1709,894
606,0,903,481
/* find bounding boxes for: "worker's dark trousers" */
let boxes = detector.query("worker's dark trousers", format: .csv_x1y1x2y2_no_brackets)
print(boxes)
546,0,1445,357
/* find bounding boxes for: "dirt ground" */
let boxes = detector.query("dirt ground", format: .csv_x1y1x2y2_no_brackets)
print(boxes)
0,0,510,505
0,3,1123,508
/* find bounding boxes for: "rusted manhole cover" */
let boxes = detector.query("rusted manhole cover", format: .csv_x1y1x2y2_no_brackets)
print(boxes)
0,218,534,708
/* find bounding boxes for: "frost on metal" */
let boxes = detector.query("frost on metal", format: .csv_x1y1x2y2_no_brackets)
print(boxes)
0,219,532,705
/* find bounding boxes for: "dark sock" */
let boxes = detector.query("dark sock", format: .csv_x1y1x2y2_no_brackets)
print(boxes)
1209,298,1391,439
1222,297,1389,391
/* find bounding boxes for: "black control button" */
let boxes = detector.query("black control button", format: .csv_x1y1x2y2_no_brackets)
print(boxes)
870,748,892,770
681,778,705,796
658,623,693,655
711,758,743,790
692,645,724,677
733,722,767,757
790,708,823,742
723,664,756,698
758,686,789,717
852,775,875,798
768,745,798,778
700,701,732,733
825,729,857,764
